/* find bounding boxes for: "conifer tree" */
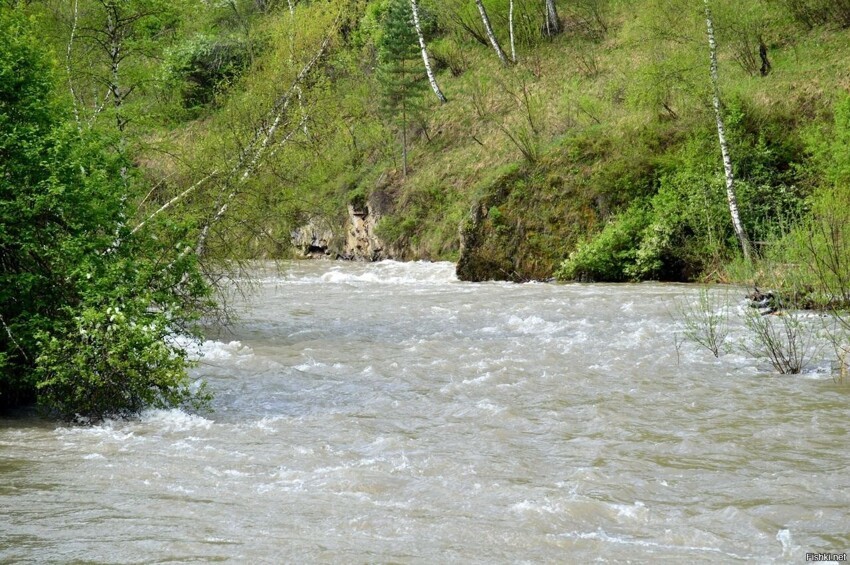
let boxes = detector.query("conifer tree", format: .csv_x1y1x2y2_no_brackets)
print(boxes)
378,0,427,177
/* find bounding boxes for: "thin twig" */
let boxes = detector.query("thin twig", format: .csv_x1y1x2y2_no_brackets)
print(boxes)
0,313,28,361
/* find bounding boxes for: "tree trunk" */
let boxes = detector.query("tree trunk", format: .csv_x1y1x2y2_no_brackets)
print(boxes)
105,7,124,131
509,0,517,62
410,0,447,103
402,104,408,177
475,0,509,66
704,0,751,261
544,0,561,36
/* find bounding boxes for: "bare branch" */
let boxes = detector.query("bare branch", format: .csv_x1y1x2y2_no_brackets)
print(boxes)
130,170,220,236
66,0,82,132
0,313,28,362
194,27,336,257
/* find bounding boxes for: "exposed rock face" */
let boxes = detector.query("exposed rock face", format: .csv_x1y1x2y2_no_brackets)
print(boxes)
290,192,396,261
343,203,386,261
456,201,515,282
290,219,337,258
456,164,598,282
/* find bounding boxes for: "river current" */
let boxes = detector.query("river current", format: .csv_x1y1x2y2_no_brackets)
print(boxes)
2,260,848,563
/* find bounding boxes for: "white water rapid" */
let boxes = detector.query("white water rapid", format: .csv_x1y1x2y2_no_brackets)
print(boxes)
2,260,848,562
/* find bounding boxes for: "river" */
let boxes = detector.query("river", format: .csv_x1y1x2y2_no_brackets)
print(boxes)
2,260,848,563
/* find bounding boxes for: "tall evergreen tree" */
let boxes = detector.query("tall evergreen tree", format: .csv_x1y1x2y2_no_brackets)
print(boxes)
378,0,427,177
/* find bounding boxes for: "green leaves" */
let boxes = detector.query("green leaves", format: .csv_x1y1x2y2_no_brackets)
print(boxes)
0,10,211,419
34,300,203,421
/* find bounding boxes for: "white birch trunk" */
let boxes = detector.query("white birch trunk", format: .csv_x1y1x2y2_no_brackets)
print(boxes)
66,0,82,131
410,0,447,103
475,0,509,66
284,0,309,135
509,0,517,62
705,0,751,261
104,3,125,132
544,0,561,36
129,171,219,236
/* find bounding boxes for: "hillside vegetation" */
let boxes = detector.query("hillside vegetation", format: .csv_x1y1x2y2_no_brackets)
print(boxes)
16,0,850,280
4,0,850,413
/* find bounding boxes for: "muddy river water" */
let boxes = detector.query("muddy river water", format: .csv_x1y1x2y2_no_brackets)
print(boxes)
2,260,848,562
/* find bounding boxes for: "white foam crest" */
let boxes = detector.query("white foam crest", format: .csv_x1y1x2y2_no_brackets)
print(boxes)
293,359,329,372
512,499,561,514
462,373,492,385
476,399,504,413
167,333,202,355
167,335,254,362
776,529,799,556
504,315,567,336
558,529,751,560
204,466,251,478
253,415,286,432
139,408,214,432
315,261,457,285
612,501,648,521
54,420,137,442
198,340,253,361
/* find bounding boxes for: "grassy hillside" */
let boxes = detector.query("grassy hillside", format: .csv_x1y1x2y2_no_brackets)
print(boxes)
24,0,850,283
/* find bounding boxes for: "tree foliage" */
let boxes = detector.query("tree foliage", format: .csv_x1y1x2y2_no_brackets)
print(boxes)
376,0,427,175
0,9,210,419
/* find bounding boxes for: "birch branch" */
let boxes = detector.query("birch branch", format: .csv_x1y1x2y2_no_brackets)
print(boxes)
87,87,113,129
410,0,448,103
0,313,28,361
195,118,305,257
130,170,220,236
193,28,335,257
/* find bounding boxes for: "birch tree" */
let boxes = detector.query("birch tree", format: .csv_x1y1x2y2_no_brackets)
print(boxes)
509,0,516,62
410,0,447,103
544,0,561,36
704,0,751,261
74,0,163,131
475,0,509,66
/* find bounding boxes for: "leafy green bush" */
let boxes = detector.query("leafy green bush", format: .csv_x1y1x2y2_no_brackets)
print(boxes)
34,303,203,421
0,11,211,419
557,201,651,281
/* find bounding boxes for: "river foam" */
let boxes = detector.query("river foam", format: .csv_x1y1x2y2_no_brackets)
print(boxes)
2,260,848,563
